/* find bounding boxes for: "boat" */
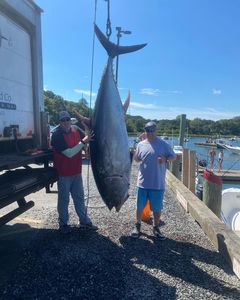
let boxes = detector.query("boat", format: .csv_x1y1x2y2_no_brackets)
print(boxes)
161,136,169,140
194,138,228,149
195,182,240,232
194,141,217,147
215,139,229,149
184,128,190,143
223,144,240,155
173,145,183,155
195,174,204,200
221,188,240,231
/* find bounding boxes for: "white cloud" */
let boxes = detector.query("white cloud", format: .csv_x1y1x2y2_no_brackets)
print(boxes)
166,90,183,94
140,88,160,96
74,89,97,97
139,88,183,96
212,89,222,96
131,102,158,109
44,85,48,91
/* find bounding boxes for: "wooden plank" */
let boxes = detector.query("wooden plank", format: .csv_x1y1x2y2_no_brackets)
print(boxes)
198,167,240,182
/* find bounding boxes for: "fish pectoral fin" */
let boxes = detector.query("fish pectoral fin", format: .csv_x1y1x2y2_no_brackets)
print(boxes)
74,110,91,127
123,90,130,114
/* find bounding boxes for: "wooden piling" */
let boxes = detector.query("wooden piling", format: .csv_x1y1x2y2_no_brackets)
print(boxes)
188,150,196,193
182,148,189,187
203,170,222,218
170,157,181,180
179,114,186,146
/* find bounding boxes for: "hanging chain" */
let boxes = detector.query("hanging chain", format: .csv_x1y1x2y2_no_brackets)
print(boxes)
105,0,112,39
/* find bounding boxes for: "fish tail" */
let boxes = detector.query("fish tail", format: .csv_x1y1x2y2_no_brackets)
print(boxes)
95,24,147,59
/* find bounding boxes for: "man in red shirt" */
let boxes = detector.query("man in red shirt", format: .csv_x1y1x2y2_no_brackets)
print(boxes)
51,111,97,231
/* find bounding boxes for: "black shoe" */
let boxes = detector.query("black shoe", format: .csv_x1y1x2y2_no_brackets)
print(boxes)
158,220,165,227
79,223,98,231
59,224,71,233
143,217,153,225
131,223,141,238
153,226,166,240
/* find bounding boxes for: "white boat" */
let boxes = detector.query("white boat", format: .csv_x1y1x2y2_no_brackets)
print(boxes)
223,144,240,155
221,188,240,231
161,136,169,140
173,145,183,155
215,138,229,149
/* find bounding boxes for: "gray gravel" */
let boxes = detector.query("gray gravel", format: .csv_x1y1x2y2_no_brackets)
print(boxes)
0,161,240,299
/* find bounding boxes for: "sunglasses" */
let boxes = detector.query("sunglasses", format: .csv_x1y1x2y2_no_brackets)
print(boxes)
145,127,156,133
60,118,70,122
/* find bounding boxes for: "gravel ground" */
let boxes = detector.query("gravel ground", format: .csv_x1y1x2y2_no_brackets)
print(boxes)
0,161,240,300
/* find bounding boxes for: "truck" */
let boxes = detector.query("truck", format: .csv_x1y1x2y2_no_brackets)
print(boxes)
0,0,57,226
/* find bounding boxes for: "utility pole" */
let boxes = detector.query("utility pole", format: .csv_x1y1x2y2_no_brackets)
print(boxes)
115,26,131,85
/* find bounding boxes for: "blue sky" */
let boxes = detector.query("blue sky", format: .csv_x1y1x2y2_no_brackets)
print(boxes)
36,0,240,121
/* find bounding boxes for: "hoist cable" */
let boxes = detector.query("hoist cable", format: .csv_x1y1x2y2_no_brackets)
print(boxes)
85,0,97,213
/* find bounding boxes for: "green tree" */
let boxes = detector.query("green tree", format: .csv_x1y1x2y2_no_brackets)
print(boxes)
44,90,240,137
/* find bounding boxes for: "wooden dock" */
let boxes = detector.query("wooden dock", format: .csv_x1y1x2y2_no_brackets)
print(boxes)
198,167,240,182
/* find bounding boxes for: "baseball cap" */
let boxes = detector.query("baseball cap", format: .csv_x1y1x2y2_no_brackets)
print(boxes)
59,111,70,121
144,121,156,130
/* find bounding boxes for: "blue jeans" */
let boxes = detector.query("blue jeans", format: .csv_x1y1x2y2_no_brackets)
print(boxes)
57,174,91,226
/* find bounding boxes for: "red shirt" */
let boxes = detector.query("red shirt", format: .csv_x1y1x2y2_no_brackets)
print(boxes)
51,125,84,176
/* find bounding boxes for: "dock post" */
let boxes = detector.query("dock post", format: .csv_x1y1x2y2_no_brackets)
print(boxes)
188,150,196,193
182,148,189,187
179,114,186,146
170,157,181,180
203,170,222,218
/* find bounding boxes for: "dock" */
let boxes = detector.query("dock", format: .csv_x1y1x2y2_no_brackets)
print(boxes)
198,167,240,182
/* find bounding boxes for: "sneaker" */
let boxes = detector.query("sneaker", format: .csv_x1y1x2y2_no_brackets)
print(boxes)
158,220,165,227
79,223,98,231
142,216,153,225
131,223,141,238
153,226,166,240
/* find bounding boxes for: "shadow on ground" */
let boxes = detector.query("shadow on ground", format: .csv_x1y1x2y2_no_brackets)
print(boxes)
0,223,239,299
0,224,175,299
120,235,240,299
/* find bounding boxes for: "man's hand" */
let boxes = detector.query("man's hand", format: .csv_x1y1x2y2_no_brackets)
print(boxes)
82,130,94,144
157,156,167,164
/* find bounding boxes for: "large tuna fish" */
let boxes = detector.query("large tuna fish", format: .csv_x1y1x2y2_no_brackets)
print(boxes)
90,24,147,211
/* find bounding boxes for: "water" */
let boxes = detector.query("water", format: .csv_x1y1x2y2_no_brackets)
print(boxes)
128,135,240,190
